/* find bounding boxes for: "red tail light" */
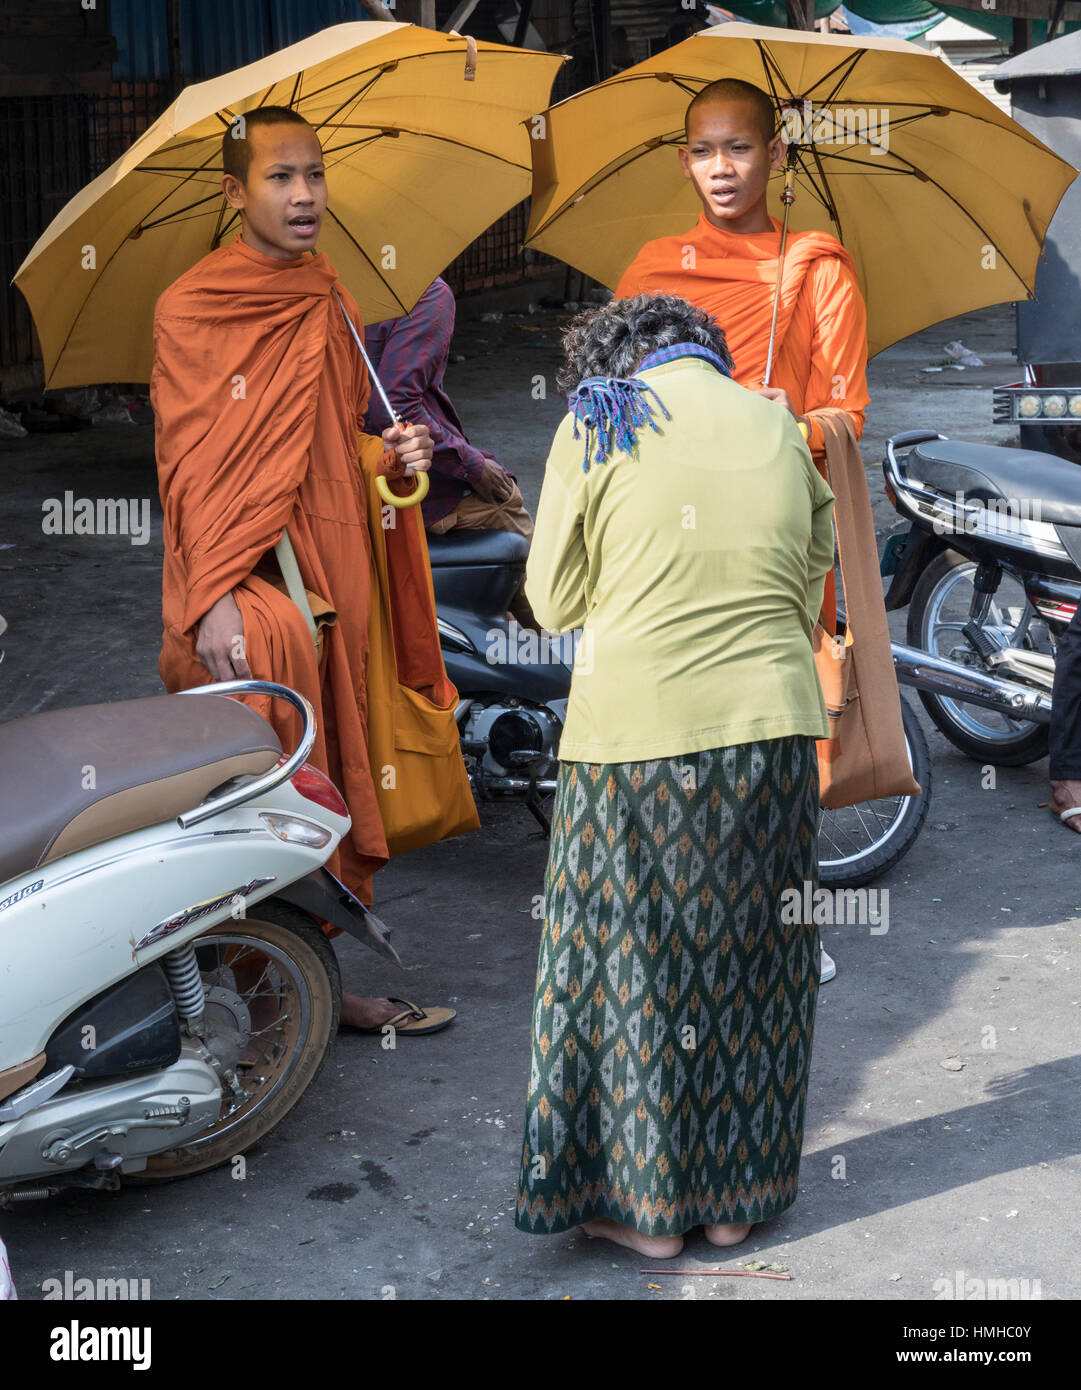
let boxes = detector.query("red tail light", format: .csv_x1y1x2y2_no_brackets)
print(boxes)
285,761,348,817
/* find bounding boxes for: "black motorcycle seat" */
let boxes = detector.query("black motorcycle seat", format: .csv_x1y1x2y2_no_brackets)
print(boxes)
910,439,1081,527
0,694,281,889
426,529,530,567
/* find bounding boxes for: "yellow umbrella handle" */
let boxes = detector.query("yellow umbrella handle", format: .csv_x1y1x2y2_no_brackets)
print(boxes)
376,470,430,509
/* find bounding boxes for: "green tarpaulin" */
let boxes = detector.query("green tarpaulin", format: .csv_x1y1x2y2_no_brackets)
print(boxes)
725,2,1076,43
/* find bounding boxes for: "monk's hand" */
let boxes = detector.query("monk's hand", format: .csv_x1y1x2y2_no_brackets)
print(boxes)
196,591,252,683
755,385,796,415
471,459,515,505
382,422,432,478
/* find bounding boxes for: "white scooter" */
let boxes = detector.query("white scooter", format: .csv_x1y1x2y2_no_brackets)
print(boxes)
0,680,398,1201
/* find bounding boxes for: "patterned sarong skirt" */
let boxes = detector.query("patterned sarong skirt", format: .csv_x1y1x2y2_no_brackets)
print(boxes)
515,736,821,1237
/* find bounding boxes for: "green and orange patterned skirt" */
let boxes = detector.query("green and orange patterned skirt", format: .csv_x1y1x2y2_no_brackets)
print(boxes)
515,736,821,1237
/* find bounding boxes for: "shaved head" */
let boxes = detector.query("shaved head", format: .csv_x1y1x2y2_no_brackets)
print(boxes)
684,80,776,145
222,105,315,184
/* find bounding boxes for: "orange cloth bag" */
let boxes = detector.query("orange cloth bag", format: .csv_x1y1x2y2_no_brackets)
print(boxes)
360,451,480,854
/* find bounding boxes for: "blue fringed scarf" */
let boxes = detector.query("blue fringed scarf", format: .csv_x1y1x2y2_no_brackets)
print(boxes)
568,341,732,471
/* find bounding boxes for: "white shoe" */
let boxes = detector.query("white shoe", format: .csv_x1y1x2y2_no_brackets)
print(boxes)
820,948,836,983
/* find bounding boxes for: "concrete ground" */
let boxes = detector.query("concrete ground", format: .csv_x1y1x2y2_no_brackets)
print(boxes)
1,302,1077,1302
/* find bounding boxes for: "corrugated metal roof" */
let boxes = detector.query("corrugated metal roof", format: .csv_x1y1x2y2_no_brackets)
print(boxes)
988,30,1081,84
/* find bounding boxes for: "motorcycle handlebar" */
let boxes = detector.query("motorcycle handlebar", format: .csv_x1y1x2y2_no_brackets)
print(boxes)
884,430,946,491
175,680,317,829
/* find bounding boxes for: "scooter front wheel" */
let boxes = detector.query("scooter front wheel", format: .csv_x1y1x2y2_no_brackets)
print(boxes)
128,904,341,1183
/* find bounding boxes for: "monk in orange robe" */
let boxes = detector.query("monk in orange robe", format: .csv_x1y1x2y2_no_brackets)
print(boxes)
152,106,451,1035
616,79,873,998
615,77,869,478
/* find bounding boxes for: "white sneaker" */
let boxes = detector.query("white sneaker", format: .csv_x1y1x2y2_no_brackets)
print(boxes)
820,948,837,983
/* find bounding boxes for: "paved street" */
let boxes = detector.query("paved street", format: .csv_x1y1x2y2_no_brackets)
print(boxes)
1,301,1077,1301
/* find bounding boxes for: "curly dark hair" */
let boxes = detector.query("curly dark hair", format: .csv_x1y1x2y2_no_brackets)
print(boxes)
555,293,734,396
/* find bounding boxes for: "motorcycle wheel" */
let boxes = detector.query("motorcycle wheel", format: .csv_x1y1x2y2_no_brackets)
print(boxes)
818,697,932,889
907,549,1049,766
128,903,340,1183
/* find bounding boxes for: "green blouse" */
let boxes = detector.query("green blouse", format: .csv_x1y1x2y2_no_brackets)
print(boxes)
525,357,836,763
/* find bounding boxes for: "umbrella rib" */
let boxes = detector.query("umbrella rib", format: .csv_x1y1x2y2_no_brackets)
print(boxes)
782,149,838,224
811,51,867,109
312,67,392,131
135,189,229,231
212,204,240,248
757,43,788,108
323,205,410,317
322,126,530,172
805,142,843,235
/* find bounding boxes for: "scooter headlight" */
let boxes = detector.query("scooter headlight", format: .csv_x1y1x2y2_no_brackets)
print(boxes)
1043,393,1067,419
1017,393,1042,418
259,812,333,847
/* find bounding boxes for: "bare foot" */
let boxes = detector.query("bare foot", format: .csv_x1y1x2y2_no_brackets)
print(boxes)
704,1222,753,1247
582,1218,683,1259
339,995,402,1030
1049,779,1081,833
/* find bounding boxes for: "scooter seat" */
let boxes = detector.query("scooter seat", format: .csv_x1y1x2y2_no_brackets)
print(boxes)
0,693,281,889
426,529,530,567
910,439,1081,527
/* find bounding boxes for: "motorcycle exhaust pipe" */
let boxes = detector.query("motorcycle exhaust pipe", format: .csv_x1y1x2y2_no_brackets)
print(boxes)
891,642,1052,725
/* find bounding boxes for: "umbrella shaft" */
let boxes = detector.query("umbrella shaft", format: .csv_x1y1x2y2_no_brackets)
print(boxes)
762,167,796,390
334,289,402,427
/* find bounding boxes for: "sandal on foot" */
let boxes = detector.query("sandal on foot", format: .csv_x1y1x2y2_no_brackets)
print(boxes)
345,998,456,1036
1058,805,1081,830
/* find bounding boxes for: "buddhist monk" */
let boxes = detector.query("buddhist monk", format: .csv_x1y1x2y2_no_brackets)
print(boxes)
616,79,875,986
152,106,454,1036
615,78,869,466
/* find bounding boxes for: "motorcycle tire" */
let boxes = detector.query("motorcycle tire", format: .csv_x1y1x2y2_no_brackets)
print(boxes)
907,549,1049,767
128,903,341,1184
818,696,932,889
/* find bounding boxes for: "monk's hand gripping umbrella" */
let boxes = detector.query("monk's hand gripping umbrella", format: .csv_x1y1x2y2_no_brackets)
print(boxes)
272,289,431,654
334,289,429,511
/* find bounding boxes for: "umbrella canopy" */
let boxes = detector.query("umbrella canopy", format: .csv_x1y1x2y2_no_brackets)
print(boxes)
15,21,564,388
525,24,1077,357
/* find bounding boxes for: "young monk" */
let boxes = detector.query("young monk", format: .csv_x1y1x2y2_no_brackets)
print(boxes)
616,79,873,986
615,78,869,466
152,106,454,1036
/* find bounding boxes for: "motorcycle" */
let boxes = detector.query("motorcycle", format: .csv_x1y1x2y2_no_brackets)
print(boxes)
882,430,1063,764
0,680,397,1202
429,528,933,888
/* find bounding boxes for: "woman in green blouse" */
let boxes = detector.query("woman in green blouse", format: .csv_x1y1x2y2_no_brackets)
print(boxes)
514,293,835,1258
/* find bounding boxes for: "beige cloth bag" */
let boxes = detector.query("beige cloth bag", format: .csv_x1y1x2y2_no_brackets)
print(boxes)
811,409,921,809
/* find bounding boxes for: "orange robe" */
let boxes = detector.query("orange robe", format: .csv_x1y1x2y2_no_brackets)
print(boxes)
616,211,870,630
615,211,869,463
151,237,443,905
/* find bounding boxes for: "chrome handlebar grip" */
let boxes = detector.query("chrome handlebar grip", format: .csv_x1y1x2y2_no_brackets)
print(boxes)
175,680,317,829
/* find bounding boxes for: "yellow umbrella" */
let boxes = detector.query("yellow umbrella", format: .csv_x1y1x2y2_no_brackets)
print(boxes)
525,23,1077,358
15,21,564,388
